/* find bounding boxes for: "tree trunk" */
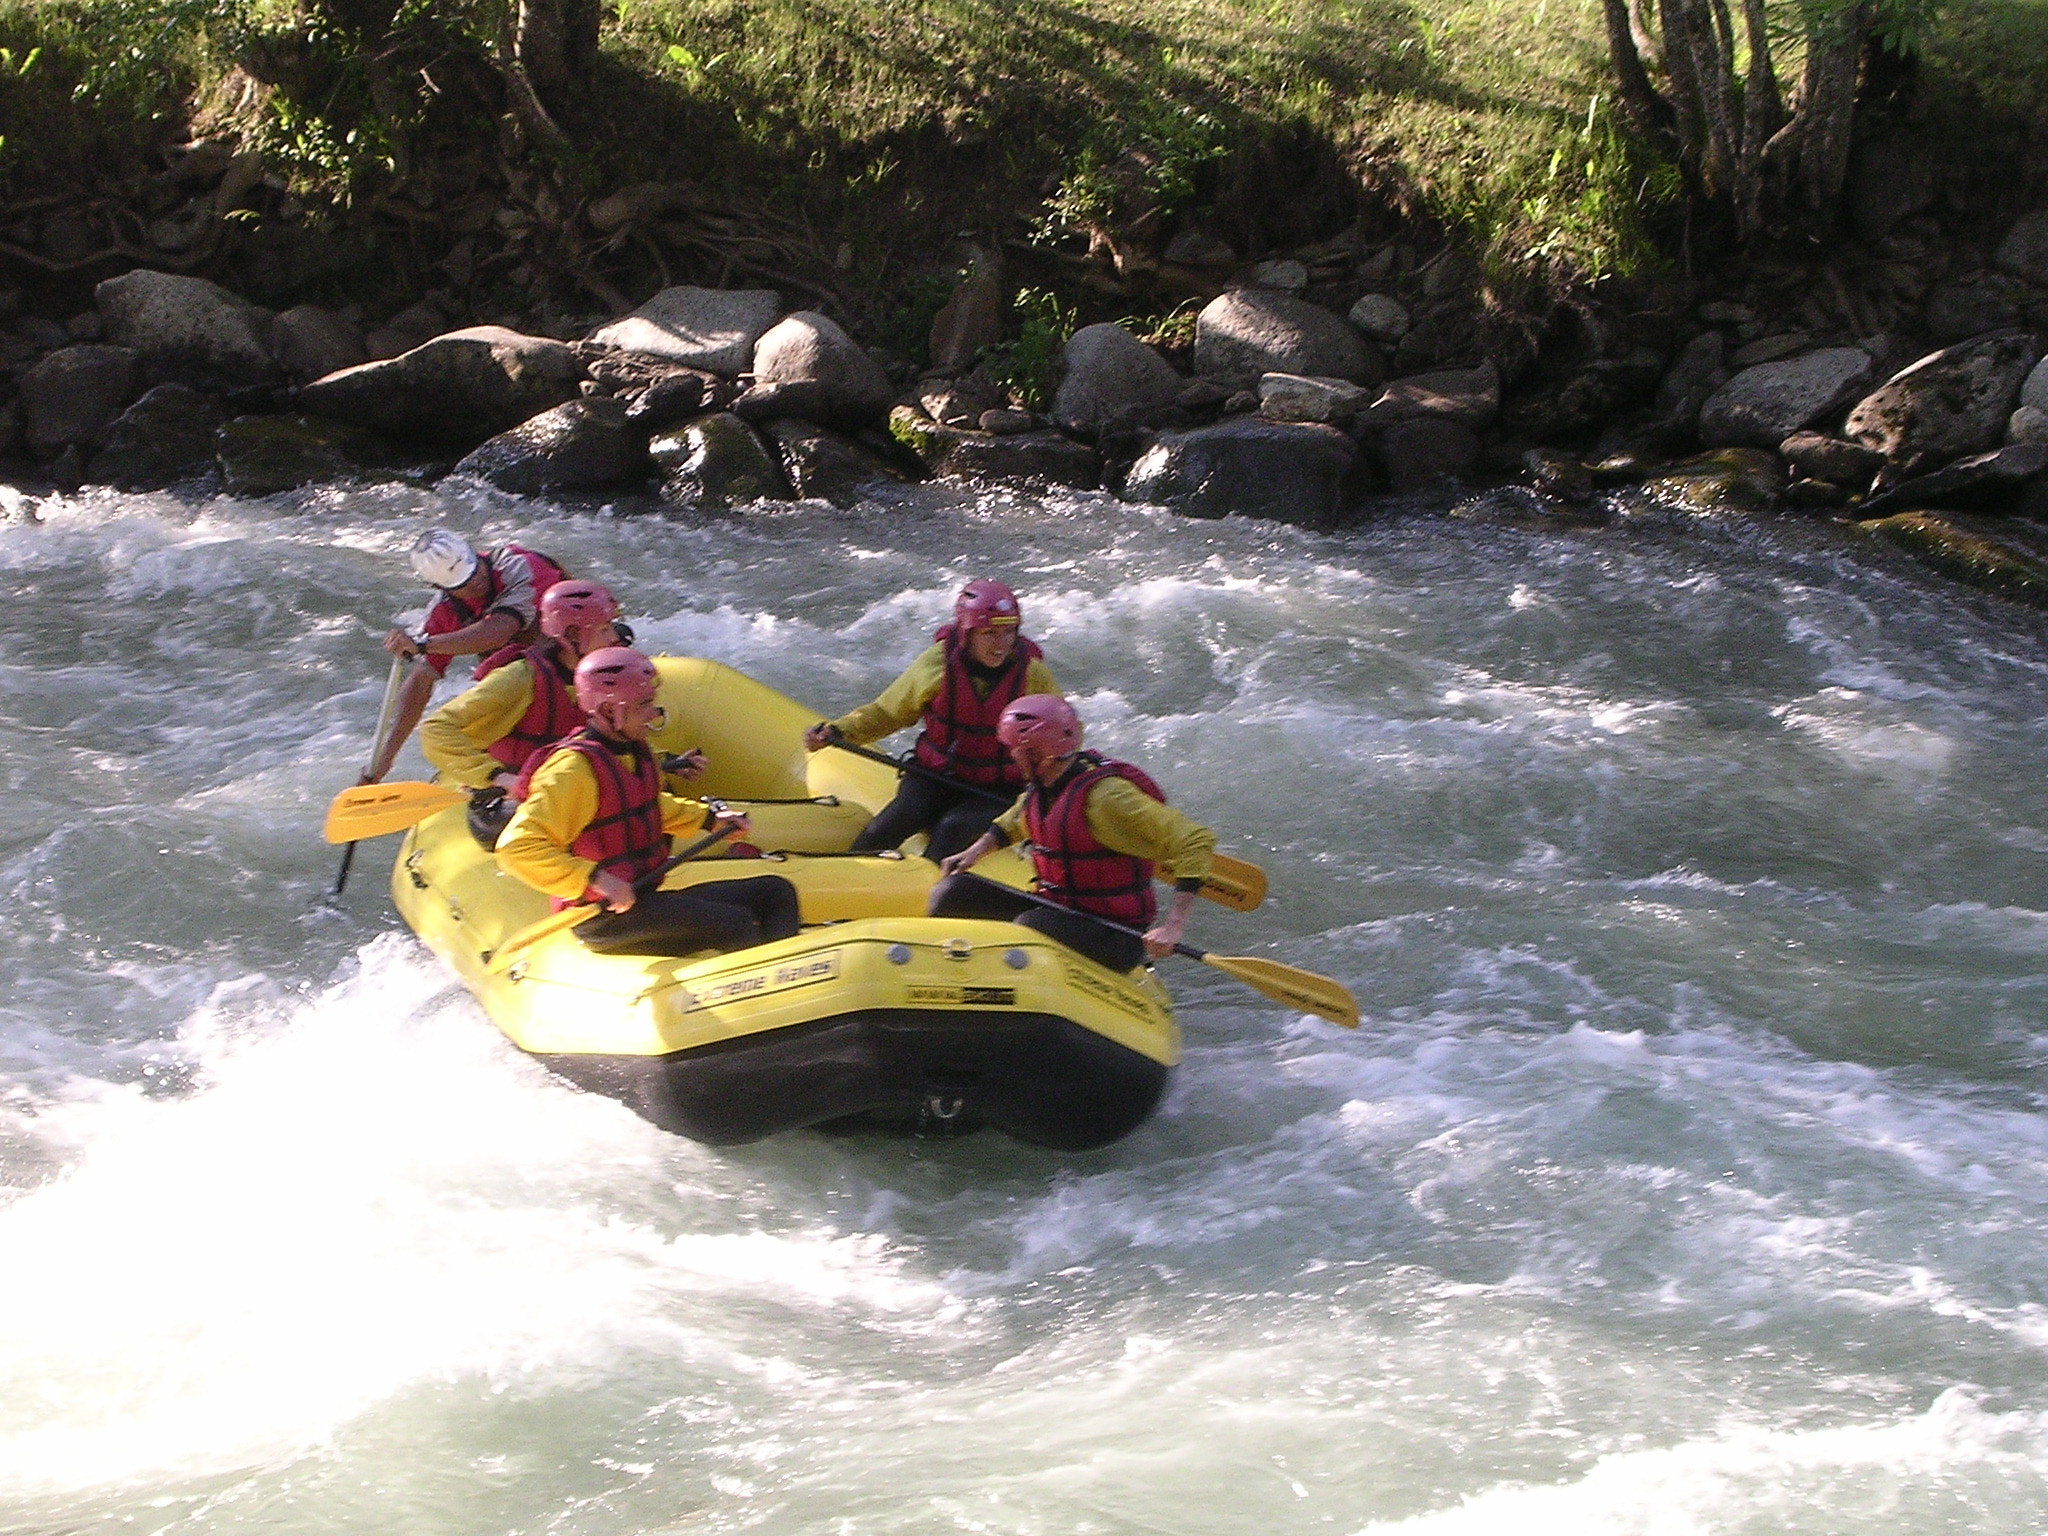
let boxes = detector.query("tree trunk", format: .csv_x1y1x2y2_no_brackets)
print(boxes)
1601,0,1669,143
515,0,602,123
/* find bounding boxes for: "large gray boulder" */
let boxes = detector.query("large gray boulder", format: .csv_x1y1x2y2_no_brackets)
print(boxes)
1845,332,2044,472
1995,208,2048,288
1858,442,2048,516
295,326,584,447
1121,417,1358,530
85,384,225,490
1361,358,1501,430
452,398,648,495
216,414,380,497
2022,355,2048,415
748,311,894,427
269,304,366,386
1194,290,1382,387
1053,323,1181,435
22,345,139,457
651,412,791,507
1698,347,1874,449
94,270,277,386
1378,418,1479,491
764,418,905,506
588,287,781,376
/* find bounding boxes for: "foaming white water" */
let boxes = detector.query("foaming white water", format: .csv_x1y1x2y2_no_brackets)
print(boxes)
1355,1390,2048,1535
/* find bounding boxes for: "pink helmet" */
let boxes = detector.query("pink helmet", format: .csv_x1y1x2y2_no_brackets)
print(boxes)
997,693,1081,760
954,579,1021,632
574,647,659,711
540,580,621,643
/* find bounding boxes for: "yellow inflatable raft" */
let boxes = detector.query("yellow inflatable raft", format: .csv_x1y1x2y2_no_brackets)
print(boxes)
392,657,1177,1147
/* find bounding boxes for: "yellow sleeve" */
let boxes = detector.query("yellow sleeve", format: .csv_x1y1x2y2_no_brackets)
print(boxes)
496,749,603,899
661,792,717,837
1084,776,1215,888
830,645,947,744
1023,656,1060,696
420,660,537,788
991,790,1030,847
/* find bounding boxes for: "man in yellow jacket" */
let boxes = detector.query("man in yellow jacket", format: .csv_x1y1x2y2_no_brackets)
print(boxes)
802,579,1061,861
497,648,798,957
931,694,1215,973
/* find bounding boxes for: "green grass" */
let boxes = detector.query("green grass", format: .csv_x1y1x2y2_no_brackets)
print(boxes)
0,0,2042,313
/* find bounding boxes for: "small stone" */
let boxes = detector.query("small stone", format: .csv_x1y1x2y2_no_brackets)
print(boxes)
2012,405,2048,445
1729,332,1810,367
978,408,1038,435
1251,259,1309,292
1347,294,1411,345
1162,228,1237,267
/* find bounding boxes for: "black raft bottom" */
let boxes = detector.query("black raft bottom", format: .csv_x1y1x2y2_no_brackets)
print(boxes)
533,1009,1170,1150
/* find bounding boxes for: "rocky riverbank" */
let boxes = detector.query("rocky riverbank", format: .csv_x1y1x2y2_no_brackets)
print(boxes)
9,199,2048,606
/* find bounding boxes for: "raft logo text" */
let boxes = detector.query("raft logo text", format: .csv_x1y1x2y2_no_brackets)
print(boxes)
683,951,842,1011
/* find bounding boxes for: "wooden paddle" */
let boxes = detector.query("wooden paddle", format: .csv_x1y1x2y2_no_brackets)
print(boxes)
324,780,471,843
486,821,740,972
1005,885,1359,1028
819,732,1268,911
330,655,406,896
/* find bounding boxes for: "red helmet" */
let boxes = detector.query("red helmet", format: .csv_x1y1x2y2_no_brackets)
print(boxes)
540,580,620,643
954,579,1021,632
997,693,1081,760
574,647,659,711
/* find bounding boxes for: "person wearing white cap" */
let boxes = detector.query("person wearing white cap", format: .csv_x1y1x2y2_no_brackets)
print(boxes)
360,528,569,784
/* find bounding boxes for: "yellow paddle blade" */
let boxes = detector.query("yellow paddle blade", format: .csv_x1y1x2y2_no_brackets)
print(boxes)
1200,953,1359,1028
1196,853,1267,913
486,902,599,972
323,781,469,843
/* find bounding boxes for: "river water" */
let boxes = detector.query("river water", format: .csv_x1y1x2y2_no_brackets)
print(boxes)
2,478,2046,1534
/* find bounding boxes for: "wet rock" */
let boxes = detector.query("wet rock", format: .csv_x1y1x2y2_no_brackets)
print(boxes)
1698,347,1874,449
1347,294,1410,345
1925,272,2024,344
1523,448,1594,499
21,345,140,457
453,398,647,495
1193,289,1381,387
1845,332,2044,473
84,383,225,489
650,412,791,506
1858,442,2048,516
216,413,379,496
1779,431,1886,489
895,415,1099,488
363,299,448,361
764,418,905,505
269,304,366,386
1361,358,1501,430
1858,511,2048,603
1259,372,1370,425
295,326,585,448
1162,228,1237,267
919,373,1005,429
1641,447,1786,512
1054,322,1182,436
749,311,893,429
1121,417,1358,529
1251,259,1308,292
590,287,782,376
1378,418,1479,491
1784,477,1851,509
94,270,277,387
1994,207,2048,288
927,265,1004,375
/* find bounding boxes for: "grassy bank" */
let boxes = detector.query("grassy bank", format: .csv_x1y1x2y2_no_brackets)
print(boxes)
0,0,2044,340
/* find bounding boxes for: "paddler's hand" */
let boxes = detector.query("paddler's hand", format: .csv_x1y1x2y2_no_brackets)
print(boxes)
938,832,999,877
709,807,751,837
588,870,636,913
662,748,708,781
1142,915,1186,959
382,627,423,661
802,722,840,752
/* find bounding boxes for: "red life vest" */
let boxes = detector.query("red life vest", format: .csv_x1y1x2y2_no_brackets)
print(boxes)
912,625,1044,789
1021,752,1165,926
516,728,669,893
476,644,585,770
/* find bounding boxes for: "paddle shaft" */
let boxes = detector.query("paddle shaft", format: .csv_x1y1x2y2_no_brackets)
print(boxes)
332,654,408,896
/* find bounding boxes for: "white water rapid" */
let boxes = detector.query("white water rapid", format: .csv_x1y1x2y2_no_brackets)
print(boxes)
2,480,2046,1534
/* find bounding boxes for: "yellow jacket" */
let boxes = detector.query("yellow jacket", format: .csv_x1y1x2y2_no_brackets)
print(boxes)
419,657,550,788
497,740,718,900
992,765,1215,890
830,642,1060,746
